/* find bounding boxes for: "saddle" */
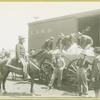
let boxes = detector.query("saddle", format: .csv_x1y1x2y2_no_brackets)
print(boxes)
10,58,23,68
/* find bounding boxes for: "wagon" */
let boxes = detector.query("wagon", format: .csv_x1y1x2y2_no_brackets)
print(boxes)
39,43,95,90
62,44,94,90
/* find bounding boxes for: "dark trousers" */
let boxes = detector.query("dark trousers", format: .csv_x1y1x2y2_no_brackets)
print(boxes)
49,68,63,88
77,67,88,95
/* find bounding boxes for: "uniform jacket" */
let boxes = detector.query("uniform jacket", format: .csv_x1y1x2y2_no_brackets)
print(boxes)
48,40,53,50
16,43,26,60
92,55,100,79
56,37,62,49
61,37,71,49
78,35,93,49
54,57,65,69
42,39,53,50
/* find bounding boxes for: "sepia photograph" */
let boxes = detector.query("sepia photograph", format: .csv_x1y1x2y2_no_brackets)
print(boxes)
0,2,100,98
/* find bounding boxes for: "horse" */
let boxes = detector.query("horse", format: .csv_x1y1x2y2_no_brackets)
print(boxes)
0,50,54,96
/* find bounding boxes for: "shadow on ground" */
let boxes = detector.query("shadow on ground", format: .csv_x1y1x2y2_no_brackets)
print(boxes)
0,92,31,97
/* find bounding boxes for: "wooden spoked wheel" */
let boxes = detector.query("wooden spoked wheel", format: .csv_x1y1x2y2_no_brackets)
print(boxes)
40,62,53,84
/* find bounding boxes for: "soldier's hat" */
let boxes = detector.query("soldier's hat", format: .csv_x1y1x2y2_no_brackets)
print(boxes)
65,35,71,39
60,33,64,37
18,34,25,40
94,47,100,54
78,32,82,35
50,36,54,40
5,51,10,57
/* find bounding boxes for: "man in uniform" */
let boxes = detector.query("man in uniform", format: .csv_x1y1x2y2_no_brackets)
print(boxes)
48,52,65,89
48,37,54,50
61,35,71,50
70,33,78,44
41,39,50,50
29,49,36,57
56,33,65,51
41,37,54,51
92,47,100,97
1,48,6,59
77,32,93,49
16,35,28,79
0,51,10,80
77,53,88,96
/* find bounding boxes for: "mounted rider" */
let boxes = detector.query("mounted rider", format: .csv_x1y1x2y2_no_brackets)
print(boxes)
16,34,28,79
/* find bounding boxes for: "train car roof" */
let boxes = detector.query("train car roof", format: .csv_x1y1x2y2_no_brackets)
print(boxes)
28,9,100,26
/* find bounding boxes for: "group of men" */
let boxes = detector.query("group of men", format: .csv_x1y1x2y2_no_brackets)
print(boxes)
0,24,100,97
40,32,94,93
76,46,100,97
15,31,93,82
4,31,97,96
41,32,93,52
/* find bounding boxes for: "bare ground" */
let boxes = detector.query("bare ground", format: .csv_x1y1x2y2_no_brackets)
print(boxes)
0,78,95,98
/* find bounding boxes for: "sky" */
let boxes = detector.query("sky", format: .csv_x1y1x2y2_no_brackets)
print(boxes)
0,2,100,51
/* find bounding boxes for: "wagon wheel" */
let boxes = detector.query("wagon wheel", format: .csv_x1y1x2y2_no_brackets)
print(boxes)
40,62,53,84
66,59,91,90
66,59,79,88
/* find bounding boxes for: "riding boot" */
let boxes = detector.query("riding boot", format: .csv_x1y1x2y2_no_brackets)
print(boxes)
23,73,28,80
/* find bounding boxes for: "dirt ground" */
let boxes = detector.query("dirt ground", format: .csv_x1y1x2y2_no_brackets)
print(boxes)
0,75,96,98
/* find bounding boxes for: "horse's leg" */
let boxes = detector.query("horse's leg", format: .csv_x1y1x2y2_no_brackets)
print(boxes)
2,79,7,94
12,72,14,80
14,73,16,80
30,78,34,94
28,62,41,96
0,81,2,94
29,72,40,96
2,72,9,94
12,73,16,80
0,72,3,93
